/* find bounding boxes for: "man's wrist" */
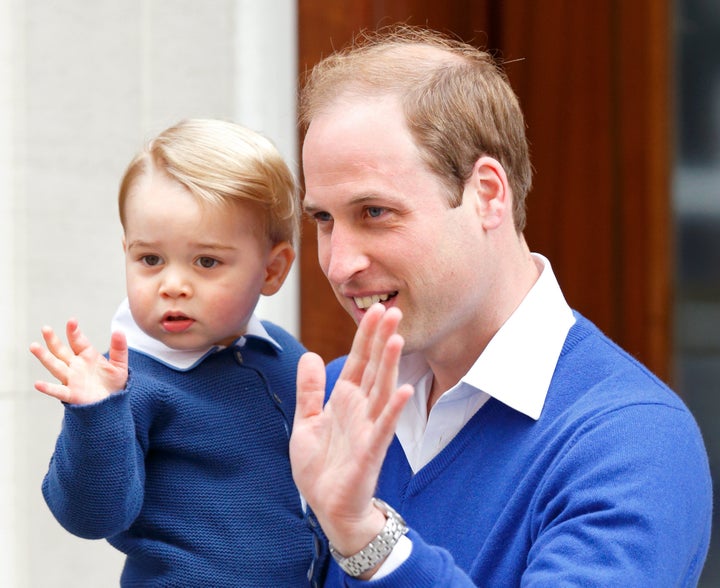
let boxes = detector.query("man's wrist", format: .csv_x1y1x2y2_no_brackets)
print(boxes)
371,533,413,579
329,498,409,578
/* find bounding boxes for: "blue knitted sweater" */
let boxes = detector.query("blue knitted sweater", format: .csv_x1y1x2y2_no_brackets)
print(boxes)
42,322,315,587
323,313,712,587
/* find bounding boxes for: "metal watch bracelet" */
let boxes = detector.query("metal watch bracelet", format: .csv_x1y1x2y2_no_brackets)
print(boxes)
329,498,409,577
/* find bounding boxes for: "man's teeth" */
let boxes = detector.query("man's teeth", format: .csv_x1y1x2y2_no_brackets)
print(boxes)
354,293,392,310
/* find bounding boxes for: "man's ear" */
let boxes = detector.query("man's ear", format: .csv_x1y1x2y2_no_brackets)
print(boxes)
261,241,296,296
468,156,511,230
122,235,127,252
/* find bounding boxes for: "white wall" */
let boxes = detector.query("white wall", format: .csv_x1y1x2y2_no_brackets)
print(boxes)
0,1,298,585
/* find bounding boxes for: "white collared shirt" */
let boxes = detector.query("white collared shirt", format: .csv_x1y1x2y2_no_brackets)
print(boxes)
110,298,282,371
395,253,575,473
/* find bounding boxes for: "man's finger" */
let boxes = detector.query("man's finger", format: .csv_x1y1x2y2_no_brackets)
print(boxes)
341,304,386,385
362,307,402,394
296,352,327,420
367,329,404,420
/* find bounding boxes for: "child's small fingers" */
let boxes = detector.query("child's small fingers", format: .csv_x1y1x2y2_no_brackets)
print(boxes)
28,341,43,358
107,331,128,367
34,380,71,403
29,342,69,384
66,320,93,356
40,326,73,364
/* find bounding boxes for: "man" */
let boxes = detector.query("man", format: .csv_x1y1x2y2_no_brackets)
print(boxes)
290,26,712,586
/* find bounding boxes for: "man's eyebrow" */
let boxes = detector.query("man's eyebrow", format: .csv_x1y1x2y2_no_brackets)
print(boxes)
302,201,321,215
303,193,389,214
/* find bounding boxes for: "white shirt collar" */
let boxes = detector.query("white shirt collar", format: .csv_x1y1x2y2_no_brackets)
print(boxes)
463,253,575,419
110,298,282,372
398,253,575,421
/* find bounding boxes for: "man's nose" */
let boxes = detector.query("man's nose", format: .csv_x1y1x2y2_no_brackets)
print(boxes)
323,226,371,285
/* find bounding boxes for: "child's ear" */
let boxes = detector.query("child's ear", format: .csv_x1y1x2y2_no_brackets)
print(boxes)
261,241,295,296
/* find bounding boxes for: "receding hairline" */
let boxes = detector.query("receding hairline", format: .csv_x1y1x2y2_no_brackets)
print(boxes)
299,31,496,127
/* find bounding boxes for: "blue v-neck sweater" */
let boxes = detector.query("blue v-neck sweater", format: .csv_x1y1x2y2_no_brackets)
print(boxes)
323,313,712,587
42,322,315,587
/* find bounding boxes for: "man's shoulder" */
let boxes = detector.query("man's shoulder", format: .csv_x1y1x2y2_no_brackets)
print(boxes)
562,314,672,390
550,312,692,420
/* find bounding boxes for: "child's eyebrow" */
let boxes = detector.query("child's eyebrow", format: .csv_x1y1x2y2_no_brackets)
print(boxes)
190,242,236,251
126,239,235,251
125,239,158,250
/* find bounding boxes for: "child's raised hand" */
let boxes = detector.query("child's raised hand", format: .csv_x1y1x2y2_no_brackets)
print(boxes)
29,319,128,405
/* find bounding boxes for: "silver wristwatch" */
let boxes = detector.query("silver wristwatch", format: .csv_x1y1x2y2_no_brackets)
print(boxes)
329,498,409,577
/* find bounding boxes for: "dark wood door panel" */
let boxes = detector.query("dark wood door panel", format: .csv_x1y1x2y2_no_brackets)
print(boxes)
297,0,672,382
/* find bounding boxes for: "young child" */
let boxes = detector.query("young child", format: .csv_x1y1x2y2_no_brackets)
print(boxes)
29,119,317,586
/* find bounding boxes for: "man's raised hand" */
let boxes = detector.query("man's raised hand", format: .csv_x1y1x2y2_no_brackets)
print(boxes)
290,303,413,556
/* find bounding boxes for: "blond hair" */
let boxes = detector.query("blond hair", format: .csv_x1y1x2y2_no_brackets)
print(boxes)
119,119,299,245
300,25,532,232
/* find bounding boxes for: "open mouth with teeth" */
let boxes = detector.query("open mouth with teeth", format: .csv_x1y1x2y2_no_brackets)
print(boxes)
353,292,398,310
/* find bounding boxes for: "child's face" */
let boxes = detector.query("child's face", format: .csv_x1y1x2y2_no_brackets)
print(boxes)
122,170,293,350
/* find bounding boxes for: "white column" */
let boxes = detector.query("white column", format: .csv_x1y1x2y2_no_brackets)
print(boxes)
234,0,300,336
0,0,21,583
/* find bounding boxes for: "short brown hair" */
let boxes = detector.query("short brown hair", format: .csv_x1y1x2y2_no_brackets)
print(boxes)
299,25,532,232
119,118,299,245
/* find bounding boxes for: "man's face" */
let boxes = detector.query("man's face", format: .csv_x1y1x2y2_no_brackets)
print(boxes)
302,94,490,359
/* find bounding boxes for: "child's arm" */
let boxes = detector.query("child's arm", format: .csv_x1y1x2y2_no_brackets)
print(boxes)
29,318,128,404
31,319,145,538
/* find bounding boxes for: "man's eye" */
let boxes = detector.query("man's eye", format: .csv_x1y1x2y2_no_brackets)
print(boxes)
141,255,162,266
366,207,385,218
196,257,219,269
313,211,332,223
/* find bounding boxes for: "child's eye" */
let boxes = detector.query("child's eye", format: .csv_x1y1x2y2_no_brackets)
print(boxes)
141,255,162,267
196,257,219,269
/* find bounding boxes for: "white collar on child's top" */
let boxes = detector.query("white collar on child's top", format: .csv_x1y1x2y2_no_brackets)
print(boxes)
110,298,282,372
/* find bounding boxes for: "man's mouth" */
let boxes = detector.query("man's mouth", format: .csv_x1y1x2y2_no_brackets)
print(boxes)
353,292,398,310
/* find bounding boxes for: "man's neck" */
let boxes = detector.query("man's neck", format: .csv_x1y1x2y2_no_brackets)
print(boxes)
424,241,540,413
